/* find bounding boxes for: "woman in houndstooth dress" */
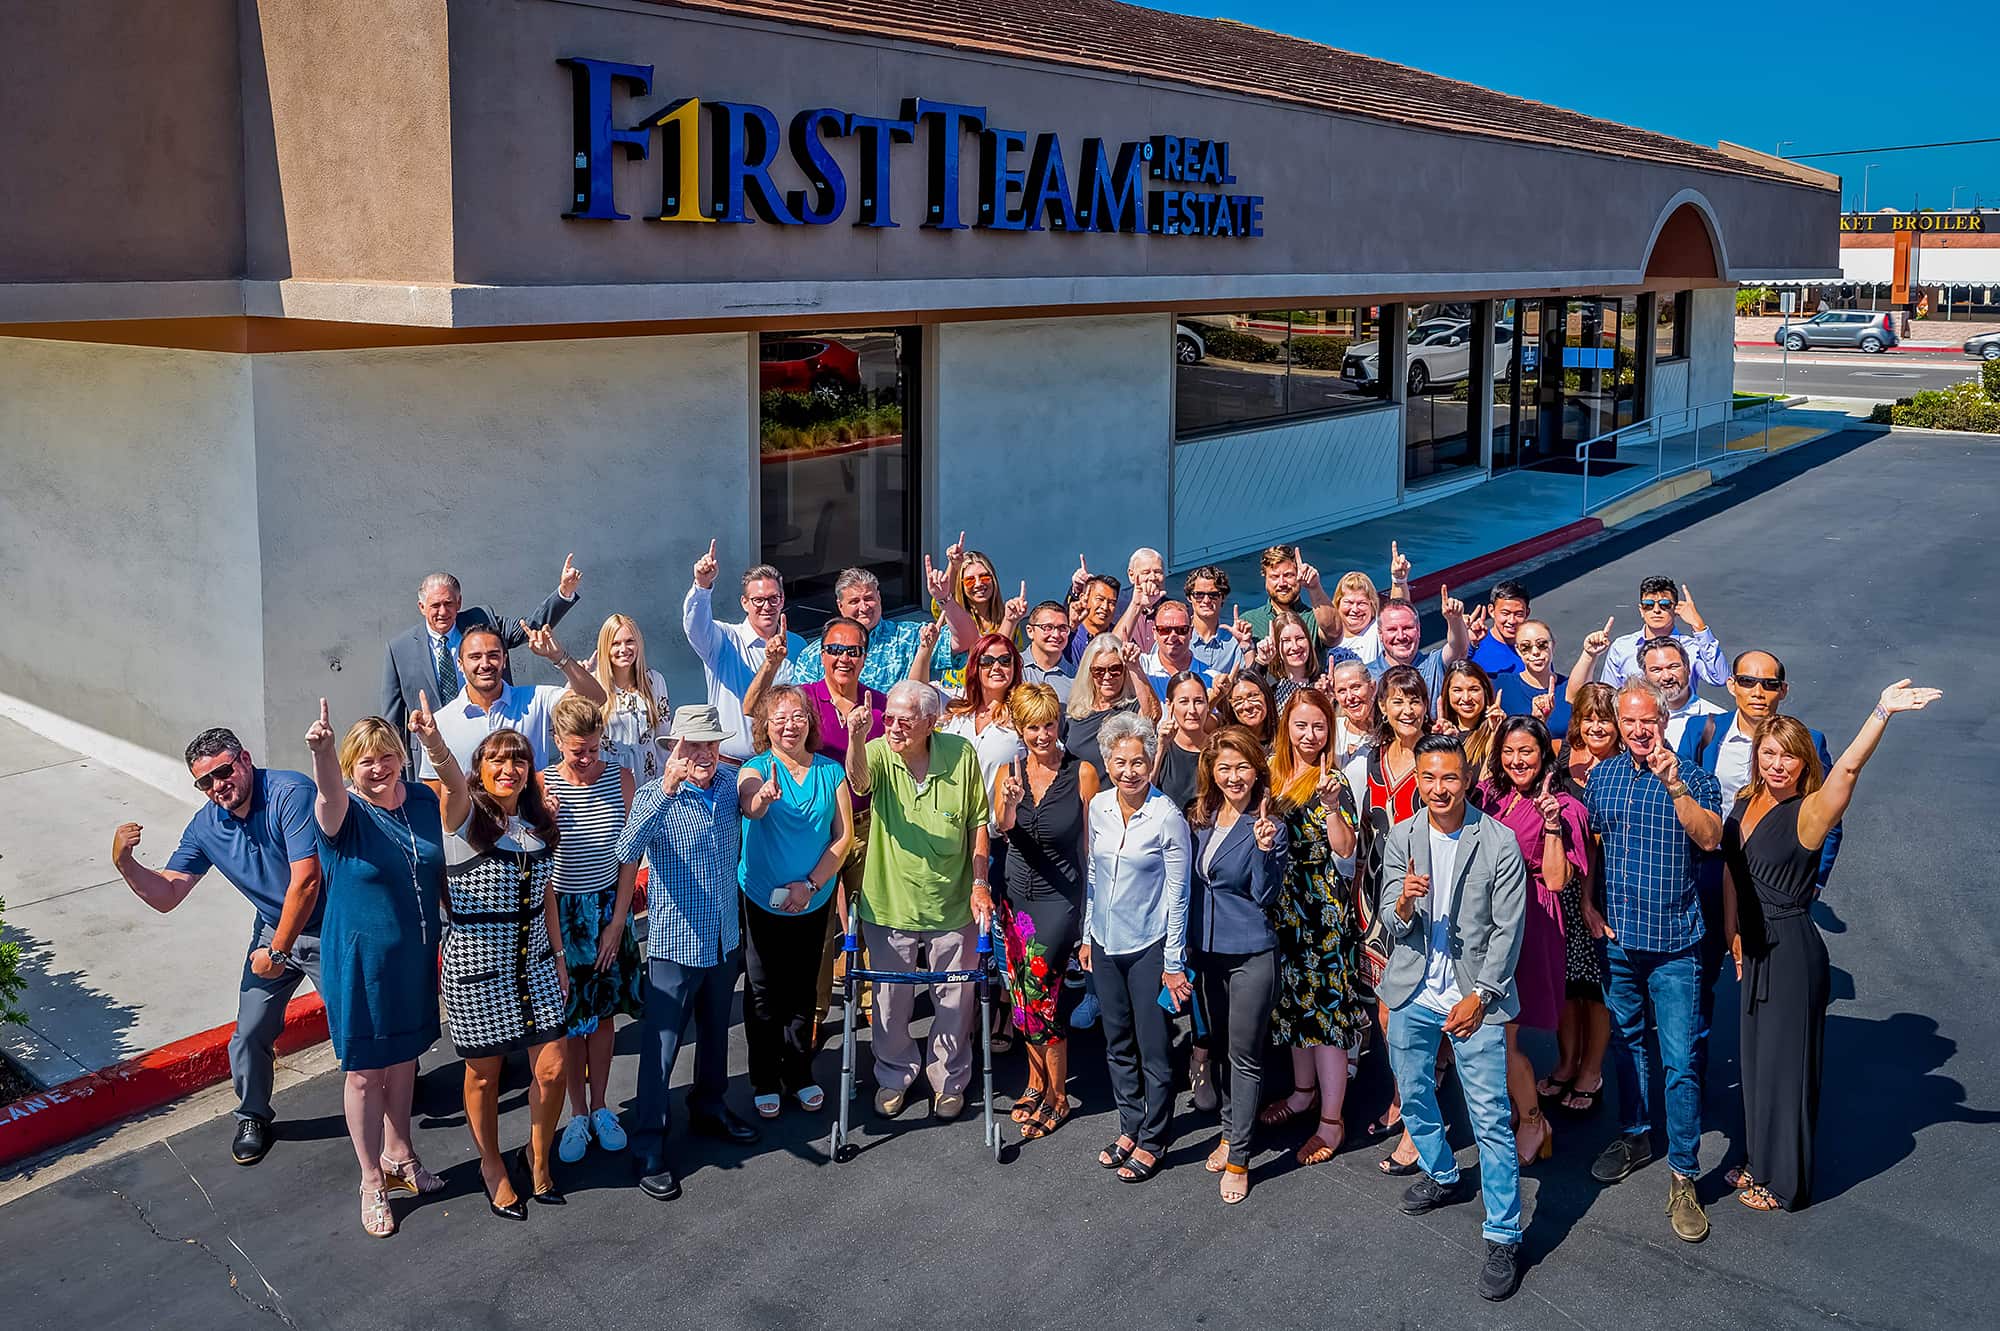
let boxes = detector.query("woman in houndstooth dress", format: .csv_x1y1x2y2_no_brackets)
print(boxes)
442,728,569,1215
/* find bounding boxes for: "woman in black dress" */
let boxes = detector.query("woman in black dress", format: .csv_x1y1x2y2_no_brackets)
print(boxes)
1064,633,1160,781
1722,683,1938,1212
1152,670,1211,813
993,682,1100,1140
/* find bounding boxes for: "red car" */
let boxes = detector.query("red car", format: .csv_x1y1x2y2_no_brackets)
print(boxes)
759,337,863,396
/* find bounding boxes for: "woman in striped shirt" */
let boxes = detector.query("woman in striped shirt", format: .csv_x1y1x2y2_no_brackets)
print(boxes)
543,693,641,1165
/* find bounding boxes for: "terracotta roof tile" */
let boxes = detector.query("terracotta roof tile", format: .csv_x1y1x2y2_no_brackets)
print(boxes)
643,0,1818,187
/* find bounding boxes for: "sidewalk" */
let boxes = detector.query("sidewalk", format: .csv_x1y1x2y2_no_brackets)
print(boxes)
0,716,252,1086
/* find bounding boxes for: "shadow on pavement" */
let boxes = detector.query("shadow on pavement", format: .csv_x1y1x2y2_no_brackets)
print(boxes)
2,931,143,1086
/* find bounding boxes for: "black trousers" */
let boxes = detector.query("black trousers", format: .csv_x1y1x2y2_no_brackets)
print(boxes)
743,897,835,1095
1198,948,1276,1168
632,952,739,1162
1094,938,1173,1154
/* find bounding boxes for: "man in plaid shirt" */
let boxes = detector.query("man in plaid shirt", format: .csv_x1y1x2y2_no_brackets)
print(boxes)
1582,679,1723,1244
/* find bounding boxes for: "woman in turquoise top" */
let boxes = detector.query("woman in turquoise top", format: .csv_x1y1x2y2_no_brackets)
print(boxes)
738,684,854,1118
306,702,452,1239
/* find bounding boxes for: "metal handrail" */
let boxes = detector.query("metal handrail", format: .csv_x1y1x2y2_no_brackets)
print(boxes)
1573,396,1773,514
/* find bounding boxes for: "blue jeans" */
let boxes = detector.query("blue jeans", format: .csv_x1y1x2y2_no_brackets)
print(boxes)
1387,1001,1521,1245
1602,941,1703,1176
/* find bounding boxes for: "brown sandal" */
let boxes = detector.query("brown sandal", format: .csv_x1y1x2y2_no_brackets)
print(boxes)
1010,1089,1045,1124
1205,1137,1231,1173
1258,1095,1316,1128
1296,1118,1345,1166
1724,1165,1755,1190
1739,1184,1784,1212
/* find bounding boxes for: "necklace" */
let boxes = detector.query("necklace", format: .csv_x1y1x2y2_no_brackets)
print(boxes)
378,786,429,949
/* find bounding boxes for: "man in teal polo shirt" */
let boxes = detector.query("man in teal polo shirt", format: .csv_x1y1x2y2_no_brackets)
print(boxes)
842,680,994,1121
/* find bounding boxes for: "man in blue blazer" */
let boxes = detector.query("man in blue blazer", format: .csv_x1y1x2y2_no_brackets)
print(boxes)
1377,733,1529,1302
381,557,582,745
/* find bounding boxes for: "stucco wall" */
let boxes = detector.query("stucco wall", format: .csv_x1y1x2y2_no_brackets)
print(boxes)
246,334,751,768
1686,286,1737,411
929,315,1172,595
0,339,265,756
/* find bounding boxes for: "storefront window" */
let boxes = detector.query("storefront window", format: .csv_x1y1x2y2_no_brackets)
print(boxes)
758,329,919,629
1655,290,1688,361
1404,302,1493,484
1174,308,1384,437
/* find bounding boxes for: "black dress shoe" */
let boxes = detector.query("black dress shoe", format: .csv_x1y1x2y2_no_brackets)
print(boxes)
689,1109,761,1145
516,1146,564,1205
635,1160,681,1200
231,1117,272,1166
483,1174,527,1222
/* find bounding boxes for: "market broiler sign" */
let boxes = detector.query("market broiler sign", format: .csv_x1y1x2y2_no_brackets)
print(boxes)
559,57,1265,238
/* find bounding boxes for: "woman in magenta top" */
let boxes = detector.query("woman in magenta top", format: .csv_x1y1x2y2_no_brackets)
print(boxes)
1475,715,1589,1166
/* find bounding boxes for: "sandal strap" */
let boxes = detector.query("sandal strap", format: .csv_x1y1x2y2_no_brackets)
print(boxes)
1223,1163,1248,1175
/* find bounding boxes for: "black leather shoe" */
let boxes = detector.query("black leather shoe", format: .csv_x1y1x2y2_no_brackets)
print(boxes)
1478,1241,1522,1301
483,1177,527,1222
689,1109,761,1145
1590,1132,1653,1184
231,1117,272,1166
635,1159,681,1200
516,1146,564,1205
1400,1174,1471,1216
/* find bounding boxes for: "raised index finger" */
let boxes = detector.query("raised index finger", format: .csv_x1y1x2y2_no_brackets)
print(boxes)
706,538,717,559
319,697,330,724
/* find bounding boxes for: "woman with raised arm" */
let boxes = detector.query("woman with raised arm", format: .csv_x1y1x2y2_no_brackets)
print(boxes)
443,728,568,1220
1723,681,1940,1213
1542,683,1618,1114
931,544,1027,694
592,613,673,784
307,696,454,1237
992,683,1099,1141
544,695,641,1168
1258,689,1364,1170
1066,633,1161,781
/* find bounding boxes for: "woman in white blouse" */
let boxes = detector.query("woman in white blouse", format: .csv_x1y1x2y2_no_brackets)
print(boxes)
591,614,673,784
1080,711,1190,1184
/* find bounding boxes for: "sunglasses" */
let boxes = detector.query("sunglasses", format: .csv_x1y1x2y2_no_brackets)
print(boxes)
1155,624,1191,637
1639,598,1677,611
193,758,239,792
1515,639,1552,651
1187,589,1223,601
823,642,865,659
1089,666,1126,679
975,653,1015,669
1733,673,1784,691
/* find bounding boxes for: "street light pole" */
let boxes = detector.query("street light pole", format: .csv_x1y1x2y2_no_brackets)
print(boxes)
1950,185,1969,209
1776,139,1794,158
1863,163,1880,213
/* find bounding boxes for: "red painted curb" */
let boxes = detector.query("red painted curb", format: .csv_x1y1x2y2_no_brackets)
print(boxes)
0,995,326,1168
1405,517,1604,604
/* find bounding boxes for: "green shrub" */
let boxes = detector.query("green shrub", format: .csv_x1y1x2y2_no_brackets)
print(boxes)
1868,401,1895,424
1983,358,2000,399
1184,323,1284,363
1287,336,1352,371
0,896,24,1025
1889,381,2000,432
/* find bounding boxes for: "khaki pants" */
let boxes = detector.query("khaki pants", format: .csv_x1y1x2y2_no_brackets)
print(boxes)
816,809,872,1026
862,920,981,1100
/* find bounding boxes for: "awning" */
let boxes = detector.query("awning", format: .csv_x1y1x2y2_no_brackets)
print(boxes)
1760,247,2000,287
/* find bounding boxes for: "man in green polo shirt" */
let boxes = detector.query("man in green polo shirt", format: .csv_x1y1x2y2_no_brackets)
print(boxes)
841,679,994,1121
1239,544,1340,654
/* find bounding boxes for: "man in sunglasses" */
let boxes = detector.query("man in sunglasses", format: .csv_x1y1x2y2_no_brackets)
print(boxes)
1182,566,1244,677
1138,599,1211,700
109,729,322,1166
1676,650,1842,888
1597,576,1728,690
684,538,808,762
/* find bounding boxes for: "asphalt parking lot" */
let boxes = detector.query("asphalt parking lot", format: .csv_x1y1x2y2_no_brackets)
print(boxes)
4,427,1996,1331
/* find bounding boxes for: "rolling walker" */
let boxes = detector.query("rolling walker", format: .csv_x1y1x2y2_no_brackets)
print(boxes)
830,905,1003,1163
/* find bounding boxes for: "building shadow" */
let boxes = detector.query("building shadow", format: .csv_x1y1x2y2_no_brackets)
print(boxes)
0,929,144,1090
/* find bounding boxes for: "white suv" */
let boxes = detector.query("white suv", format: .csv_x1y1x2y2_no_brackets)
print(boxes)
1343,320,1515,395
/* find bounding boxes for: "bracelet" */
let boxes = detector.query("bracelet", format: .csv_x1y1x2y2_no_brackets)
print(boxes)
1872,704,1889,722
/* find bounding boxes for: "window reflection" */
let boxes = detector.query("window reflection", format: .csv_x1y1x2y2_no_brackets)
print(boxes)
1405,302,1500,483
1655,290,1688,361
1174,308,1385,437
758,329,919,628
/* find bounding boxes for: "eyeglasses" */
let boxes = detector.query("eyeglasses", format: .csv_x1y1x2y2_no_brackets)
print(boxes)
1514,639,1552,651
1089,666,1126,680
1155,624,1191,638
1027,620,1068,633
1733,673,1784,691
1186,589,1222,601
823,642,865,659
193,758,239,792
1639,598,1677,611
745,594,783,608
975,653,1015,670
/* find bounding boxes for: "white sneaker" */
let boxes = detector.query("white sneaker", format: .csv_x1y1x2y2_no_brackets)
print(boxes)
1071,994,1101,1029
591,1107,627,1152
557,1113,593,1164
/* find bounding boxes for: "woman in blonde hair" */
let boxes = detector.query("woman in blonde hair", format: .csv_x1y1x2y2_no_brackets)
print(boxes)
932,546,1027,694
305,698,454,1237
1723,684,1938,1213
593,613,673,783
1329,570,1387,670
1256,688,1363,1168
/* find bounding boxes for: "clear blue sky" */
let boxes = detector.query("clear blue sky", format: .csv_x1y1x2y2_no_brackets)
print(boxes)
1145,2,1999,213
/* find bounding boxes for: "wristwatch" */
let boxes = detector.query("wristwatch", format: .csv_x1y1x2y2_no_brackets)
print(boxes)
264,946,293,969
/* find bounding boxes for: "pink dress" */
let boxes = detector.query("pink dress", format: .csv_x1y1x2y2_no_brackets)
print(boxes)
1476,780,1590,1031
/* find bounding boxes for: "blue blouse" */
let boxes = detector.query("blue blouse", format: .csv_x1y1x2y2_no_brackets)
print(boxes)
739,752,847,914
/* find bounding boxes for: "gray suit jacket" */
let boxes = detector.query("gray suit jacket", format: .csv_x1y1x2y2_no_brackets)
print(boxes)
381,590,577,734
1374,804,1528,1024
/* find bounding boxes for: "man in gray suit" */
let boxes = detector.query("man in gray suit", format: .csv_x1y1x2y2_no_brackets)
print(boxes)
381,556,582,748
1377,732,1529,1302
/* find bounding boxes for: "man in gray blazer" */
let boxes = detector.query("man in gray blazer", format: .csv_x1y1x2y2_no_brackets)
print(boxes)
1376,732,1529,1302
381,557,582,747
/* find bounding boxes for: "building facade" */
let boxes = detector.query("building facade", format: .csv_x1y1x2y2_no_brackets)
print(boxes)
0,0,1836,769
